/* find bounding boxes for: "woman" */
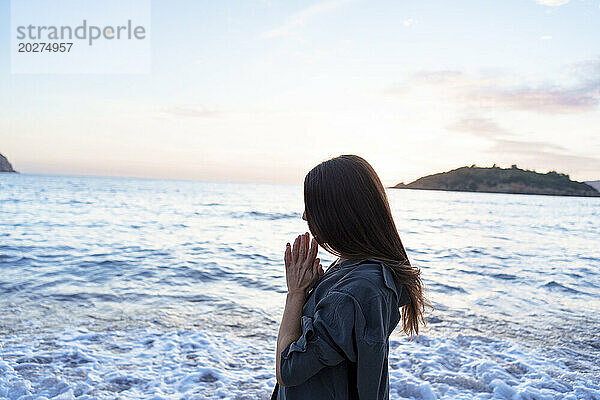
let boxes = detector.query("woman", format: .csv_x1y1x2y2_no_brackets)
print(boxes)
273,155,428,399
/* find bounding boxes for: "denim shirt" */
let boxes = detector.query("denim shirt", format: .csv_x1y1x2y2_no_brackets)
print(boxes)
273,257,411,400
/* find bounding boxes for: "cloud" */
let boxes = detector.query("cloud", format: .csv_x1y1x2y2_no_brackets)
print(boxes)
478,58,600,113
448,116,599,178
487,139,566,153
400,60,600,179
471,85,600,113
539,35,553,40
404,57,600,114
447,117,565,155
485,140,600,179
446,117,510,139
164,106,222,118
447,115,568,154
261,0,351,39
534,0,570,6
403,18,415,27
383,70,467,98
411,70,465,84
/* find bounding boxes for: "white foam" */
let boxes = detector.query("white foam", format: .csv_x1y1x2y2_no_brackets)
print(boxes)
388,334,600,399
1,328,278,399
1,329,598,399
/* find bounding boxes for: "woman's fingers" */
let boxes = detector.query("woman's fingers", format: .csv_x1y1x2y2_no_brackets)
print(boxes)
308,258,322,291
290,233,316,268
291,235,299,263
298,233,307,262
285,233,322,294
308,238,318,263
284,242,291,266
304,233,310,258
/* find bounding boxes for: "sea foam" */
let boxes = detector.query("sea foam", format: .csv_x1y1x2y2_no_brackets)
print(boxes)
1,328,599,399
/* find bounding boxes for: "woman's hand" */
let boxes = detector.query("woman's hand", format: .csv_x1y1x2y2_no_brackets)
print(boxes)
284,232,324,297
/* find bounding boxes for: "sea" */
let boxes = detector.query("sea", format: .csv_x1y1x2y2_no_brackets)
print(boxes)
0,174,598,400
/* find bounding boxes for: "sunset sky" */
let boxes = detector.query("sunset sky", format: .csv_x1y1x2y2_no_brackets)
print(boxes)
1,0,599,185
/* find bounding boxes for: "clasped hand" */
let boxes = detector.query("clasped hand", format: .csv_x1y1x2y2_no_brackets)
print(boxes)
284,232,324,297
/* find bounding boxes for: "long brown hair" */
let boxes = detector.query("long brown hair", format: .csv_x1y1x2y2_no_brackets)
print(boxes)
303,154,428,337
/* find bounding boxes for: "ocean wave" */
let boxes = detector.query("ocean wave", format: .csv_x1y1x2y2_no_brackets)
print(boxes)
428,282,468,294
540,281,582,295
490,273,518,280
1,329,598,399
230,211,300,220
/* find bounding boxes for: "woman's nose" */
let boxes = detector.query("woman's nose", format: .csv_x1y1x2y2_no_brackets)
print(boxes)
302,210,307,221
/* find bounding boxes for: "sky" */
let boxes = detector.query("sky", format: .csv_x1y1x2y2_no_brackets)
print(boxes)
1,0,599,185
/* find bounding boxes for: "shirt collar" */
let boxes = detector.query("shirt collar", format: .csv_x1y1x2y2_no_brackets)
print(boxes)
331,257,411,306
337,258,369,268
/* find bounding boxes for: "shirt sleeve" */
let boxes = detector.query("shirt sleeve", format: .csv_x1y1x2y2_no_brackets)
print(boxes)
279,290,359,387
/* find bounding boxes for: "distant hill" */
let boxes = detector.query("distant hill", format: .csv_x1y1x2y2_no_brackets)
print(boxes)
392,165,600,197
586,181,600,192
0,152,16,173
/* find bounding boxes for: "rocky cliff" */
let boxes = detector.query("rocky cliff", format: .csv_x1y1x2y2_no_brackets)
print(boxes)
0,153,16,173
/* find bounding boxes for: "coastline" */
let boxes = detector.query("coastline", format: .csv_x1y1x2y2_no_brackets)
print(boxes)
389,185,600,198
